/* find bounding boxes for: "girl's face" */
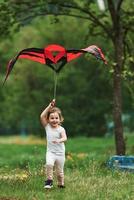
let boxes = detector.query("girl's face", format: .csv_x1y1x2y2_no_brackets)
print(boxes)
48,112,60,128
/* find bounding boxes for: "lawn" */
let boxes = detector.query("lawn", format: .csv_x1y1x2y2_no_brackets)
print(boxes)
0,135,134,200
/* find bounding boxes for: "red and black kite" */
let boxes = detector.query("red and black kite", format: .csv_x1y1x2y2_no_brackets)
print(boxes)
3,44,107,84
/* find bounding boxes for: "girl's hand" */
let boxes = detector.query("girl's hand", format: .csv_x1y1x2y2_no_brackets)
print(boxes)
49,99,56,108
52,139,60,144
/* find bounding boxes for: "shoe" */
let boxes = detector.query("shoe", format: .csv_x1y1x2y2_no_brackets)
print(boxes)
44,179,53,189
58,185,65,188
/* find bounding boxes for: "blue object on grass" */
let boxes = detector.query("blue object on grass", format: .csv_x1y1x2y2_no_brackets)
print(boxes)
107,155,134,172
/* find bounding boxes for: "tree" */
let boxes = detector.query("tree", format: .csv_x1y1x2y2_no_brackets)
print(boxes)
40,0,133,155
0,0,134,154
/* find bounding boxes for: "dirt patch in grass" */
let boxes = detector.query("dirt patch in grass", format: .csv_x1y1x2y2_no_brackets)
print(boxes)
0,198,19,200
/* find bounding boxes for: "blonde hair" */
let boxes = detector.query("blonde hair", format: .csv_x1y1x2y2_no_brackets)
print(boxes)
47,107,64,123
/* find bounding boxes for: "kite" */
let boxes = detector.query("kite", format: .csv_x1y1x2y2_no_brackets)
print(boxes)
3,44,107,97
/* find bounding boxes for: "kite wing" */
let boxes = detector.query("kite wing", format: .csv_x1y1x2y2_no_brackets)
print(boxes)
66,45,107,64
3,48,45,84
82,45,107,64
3,44,107,84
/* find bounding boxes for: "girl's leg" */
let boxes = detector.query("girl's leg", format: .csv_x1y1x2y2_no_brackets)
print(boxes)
55,154,65,186
45,152,55,180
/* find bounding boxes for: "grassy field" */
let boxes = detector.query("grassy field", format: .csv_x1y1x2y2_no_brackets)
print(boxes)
0,135,134,200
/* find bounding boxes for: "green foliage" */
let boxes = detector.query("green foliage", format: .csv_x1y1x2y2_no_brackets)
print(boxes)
0,1,17,38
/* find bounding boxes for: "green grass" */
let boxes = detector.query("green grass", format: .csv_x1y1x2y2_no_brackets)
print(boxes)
0,135,134,200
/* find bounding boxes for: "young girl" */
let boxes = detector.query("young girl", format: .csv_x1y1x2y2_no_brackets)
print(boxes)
40,99,67,189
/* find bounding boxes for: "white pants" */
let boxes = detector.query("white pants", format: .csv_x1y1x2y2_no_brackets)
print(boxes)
45,151,65,185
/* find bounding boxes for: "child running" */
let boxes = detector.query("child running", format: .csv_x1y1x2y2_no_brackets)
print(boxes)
40,99,67,189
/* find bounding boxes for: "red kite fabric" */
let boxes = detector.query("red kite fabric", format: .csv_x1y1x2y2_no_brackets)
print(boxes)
3,44,107,84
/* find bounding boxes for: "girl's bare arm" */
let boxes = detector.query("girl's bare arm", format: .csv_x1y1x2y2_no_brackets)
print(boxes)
53,130,67,144
40,99,55,127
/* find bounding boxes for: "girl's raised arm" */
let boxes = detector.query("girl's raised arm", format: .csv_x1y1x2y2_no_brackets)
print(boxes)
40,99,55,127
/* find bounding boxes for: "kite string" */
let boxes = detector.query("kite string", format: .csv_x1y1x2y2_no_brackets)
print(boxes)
53,71,58,100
